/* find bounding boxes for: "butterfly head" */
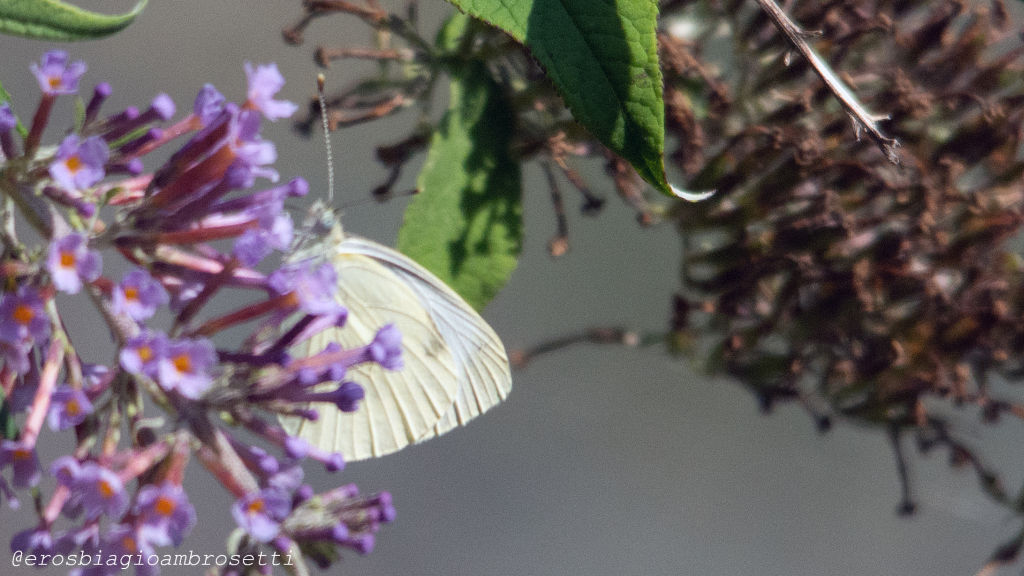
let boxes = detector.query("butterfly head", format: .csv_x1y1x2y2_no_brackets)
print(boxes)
288,199,345,263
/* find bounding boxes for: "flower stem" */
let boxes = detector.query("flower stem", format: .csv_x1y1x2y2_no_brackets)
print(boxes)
20,337,64,448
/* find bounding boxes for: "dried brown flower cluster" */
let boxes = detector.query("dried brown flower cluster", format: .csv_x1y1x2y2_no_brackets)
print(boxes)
661,0,1024,560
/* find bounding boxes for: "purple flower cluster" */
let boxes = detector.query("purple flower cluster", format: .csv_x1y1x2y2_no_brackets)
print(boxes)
0,52,399,574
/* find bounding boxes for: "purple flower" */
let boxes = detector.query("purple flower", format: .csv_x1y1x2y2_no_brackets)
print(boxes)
0,441,41,488
0,287,50,344
103,94,176,146
231,488,291,542
0,103,16,159
244,62,298,121
235,107,263,142
345,533,376,555
233,202,293,266
296,486,395,555
30,50,86,95
368,324,402,370
46,233,102,294
269,465,305,494
257,205,294,246
47,385,94,430
105,524,148,554
53,523,99,556
49,458,87,519
283,436,310,460
134,482,196,547
104,524,157,576
82,363,113,391
324,344,348,381
10,527,53,556
232,130,279,183
269,261,344,316
209,177,307,216
148,93,176,122
83,82,112,125
0,340,31,375
120,331,168,378
297,379,364,413
323,452,346,472
167,279,204,313
157,338,216,399
0,103,15,132
236,445,280,476
234,230,272,267
286,337,368,389
193,84,226,125
331,381,365,412
51,455,81,485
49,134,109,191
73,462,129,520
295,442,346,473
112,268,169,321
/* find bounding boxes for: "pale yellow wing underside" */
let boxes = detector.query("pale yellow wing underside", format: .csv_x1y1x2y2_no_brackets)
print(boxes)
281,234,512,461
281,248,459,461
340,237,512,441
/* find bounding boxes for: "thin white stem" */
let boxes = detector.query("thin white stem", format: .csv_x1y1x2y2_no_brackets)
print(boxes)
755,0,901,164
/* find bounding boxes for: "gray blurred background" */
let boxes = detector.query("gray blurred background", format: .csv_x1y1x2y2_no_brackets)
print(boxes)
2,1,1022,575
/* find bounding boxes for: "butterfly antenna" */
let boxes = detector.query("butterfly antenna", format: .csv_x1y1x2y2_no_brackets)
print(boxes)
317,74,335,203
288,75,336,258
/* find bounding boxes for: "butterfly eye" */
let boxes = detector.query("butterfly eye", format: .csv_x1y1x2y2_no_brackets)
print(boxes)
315,211,335,234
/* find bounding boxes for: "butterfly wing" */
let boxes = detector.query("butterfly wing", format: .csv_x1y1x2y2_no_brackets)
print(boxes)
338,236,512,442
281,247,460,461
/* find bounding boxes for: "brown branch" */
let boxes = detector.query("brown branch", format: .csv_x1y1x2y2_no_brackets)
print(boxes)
754,0,901,164
316,46,414,67
540,160,570,257
548,133,604,216
888,424,917,515
510,327,645,369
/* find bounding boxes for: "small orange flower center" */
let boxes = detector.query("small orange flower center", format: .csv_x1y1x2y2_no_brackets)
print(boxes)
155,495,176,516
247,498,265,515
172,354,192,374
60,250,77,268
282,291,301,308
65,154,82,173
122,535,137,550
65,399,80,416
138,345,153,362
12,449,31,461
123,286,140,301
12,304,34,326
47,76,61,89
98,479,114,499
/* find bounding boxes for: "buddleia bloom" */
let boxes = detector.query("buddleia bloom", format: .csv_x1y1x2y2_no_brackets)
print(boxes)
0,51,396,574
46,233,102,294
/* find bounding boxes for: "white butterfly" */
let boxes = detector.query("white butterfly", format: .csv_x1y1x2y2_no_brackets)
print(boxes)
279,209,512,461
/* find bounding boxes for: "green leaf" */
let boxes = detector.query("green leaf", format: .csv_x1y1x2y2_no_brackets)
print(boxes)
444,0,692,198
435,4,473,51
0,0,147,41
398,51,522,311
0,389,15,441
